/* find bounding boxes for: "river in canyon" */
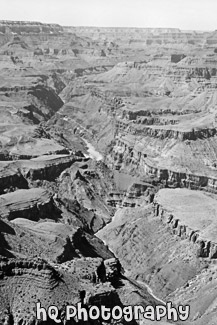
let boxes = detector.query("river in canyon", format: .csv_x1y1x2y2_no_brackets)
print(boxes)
83,138,103,161
84,139,165,305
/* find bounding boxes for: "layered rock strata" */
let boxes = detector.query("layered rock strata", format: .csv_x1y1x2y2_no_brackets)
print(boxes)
154,188,217,258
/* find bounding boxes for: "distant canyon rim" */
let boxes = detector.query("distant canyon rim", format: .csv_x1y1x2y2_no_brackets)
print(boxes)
0,20,217,325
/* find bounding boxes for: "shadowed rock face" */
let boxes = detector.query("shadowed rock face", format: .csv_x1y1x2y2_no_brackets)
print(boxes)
0,188,54,221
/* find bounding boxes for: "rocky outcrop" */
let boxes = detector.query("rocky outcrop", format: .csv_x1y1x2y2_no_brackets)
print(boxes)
130,125,217,141
22,154,84,181
122,182,155,207
154,188,217,258
59,257,107,283
115,113,217,141
58,161,115,233
171,54,186,63
0,188,57,221
0,83,64,123
104,257,122,281
107,137,217,193
0,154,84,193
28,85,64,116
0,257,61,283
0,162,29,194
72,228,114,260
107,192,125,207
108,183,154,208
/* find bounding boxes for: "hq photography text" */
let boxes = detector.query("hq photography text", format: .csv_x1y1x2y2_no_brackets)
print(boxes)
36,301,190,323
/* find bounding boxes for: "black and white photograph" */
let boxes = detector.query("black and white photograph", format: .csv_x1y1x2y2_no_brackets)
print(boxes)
0,0,216,324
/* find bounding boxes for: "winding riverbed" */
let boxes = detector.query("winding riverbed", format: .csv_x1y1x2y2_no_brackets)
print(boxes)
83,138,103,161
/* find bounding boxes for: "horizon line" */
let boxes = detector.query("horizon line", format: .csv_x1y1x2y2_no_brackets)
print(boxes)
0,19,214,33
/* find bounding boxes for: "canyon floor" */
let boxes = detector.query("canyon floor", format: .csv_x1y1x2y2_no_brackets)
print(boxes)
0,20,217,325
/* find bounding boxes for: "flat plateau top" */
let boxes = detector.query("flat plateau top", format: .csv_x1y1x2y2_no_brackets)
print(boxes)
31,154,70,161
0,188,51,218
9,139,66,156
155,188,217,242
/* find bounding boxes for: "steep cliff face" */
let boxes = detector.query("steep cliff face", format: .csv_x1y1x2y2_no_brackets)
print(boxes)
97,205,207,300
0,188,57,221
0,80,64,124
154,189,217,258
107,181,155,208
154,189,217,324
0,162,29,194
58,160,115,233
97,187,217,323
105,134,217,193
0,74,65,160
22,154,84,181
0,154,83,194
97,203,217,324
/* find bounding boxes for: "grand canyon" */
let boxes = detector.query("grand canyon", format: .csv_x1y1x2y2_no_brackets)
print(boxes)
0,19,217,324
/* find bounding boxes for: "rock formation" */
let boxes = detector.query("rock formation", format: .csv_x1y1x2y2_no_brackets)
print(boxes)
1,19,217,325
